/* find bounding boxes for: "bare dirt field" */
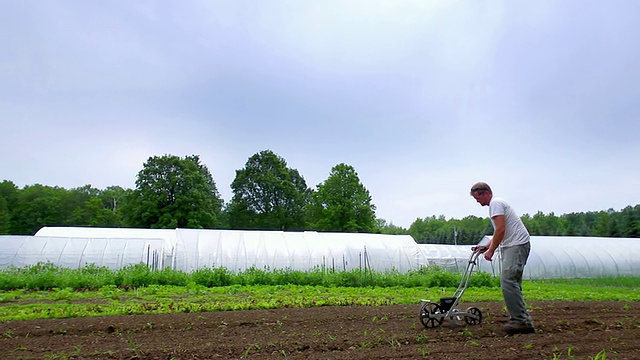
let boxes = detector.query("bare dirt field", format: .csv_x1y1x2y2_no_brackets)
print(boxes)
2,300,639,360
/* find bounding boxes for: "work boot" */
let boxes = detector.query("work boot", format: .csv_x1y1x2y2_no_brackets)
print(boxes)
502,321,535,335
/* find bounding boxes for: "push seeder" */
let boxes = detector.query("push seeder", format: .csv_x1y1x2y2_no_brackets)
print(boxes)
419,243,487,328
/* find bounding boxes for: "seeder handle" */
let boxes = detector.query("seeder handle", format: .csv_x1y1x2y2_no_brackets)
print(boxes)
471,245,488,253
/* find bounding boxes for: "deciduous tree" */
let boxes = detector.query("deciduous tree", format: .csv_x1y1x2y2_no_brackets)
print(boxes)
227,150,310,230
308,163,376,232
127,155,224,229
10,184,69,235
0,180,18,234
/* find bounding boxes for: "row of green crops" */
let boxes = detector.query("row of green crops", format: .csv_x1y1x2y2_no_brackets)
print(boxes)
1,263,639,322
1,280,639,322
0,262,498,291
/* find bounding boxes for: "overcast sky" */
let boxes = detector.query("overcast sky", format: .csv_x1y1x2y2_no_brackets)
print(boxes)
2,1,639,228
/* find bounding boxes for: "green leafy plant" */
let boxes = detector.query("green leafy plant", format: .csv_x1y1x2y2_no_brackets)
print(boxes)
589,349,607,360
388,337,401,348
417,346,430,357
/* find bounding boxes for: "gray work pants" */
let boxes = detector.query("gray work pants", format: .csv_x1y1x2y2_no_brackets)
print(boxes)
500,242,533,325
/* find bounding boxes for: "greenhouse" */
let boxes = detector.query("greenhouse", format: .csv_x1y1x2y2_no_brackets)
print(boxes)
421,235,640,279
27,227,423,273
0,227,638,279
0,235,168,271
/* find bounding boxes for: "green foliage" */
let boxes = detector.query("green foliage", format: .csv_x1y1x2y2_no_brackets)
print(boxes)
0,180,19,234
407,206,640,244
532,277,640,288
0,262,116,290
376,219,408,235
127,154,224,229
191,267,234,287
521,206,640,238
308,163,377,232
9,184,68,235
0,277,639,323
408,266,460,287
153,267,190,286
1,150,639,237
0,180,131,235
329,269,371,287
0,270,22,290
115,264,157,288
408,215,493,245
239,267,277,285
227,150,310,230
468,271,498,287
0,262,502,291
111,264,189,288
96,186,130,226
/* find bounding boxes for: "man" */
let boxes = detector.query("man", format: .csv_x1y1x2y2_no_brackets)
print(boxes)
470,182,535,335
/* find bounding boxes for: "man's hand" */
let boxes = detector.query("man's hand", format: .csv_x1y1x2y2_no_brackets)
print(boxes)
484,248,495,261
473,245,488,253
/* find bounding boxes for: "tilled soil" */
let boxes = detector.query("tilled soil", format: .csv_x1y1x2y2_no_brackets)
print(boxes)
2,301,639,359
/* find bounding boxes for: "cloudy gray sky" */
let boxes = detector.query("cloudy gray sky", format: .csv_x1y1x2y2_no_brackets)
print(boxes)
2,0,639,228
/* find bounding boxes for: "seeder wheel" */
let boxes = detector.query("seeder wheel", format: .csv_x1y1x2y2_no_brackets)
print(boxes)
419,302,444,328
464,307,483,325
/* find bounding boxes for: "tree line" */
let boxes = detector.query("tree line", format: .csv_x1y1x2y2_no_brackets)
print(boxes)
1,150,638,244
403,205,640,244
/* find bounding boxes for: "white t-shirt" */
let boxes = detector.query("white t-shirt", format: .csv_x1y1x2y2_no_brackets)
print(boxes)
489,197,530,248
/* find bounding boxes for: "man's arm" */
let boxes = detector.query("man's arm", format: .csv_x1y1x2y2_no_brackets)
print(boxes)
485,215,505,261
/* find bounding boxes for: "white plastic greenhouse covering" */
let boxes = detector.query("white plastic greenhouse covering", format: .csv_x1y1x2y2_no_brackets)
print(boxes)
417,243,496,274
0,227,636,279
418,236,640,279
31,227,422,273
172,228,422,272
0,235,166,270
